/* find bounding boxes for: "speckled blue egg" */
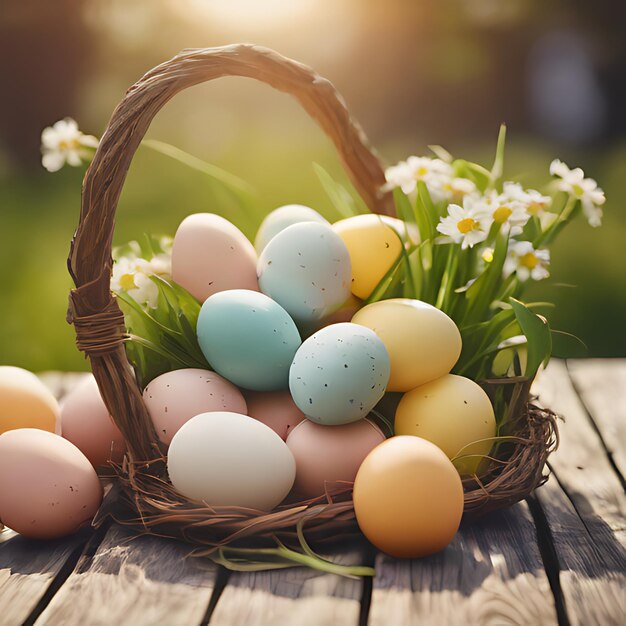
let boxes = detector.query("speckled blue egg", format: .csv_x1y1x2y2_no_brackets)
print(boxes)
257,222,352,324
197,290,301,391
289,323,390,425
254,204,329,252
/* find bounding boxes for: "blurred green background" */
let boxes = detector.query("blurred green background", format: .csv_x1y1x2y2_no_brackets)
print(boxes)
1,0,625,372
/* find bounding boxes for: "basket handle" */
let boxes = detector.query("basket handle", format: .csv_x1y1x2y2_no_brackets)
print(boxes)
68,44,393,461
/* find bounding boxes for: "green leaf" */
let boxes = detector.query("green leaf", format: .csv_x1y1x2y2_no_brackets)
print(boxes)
141,139,252,194
509,298,552,378
489,124,507,189
550,330,588,358
415,180,438,241
313,162,365,219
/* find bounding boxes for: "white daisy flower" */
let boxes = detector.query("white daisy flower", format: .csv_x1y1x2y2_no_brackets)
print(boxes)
503,240,550,282
502,182,551,217
41,118,99,172
478,187,529,236
384,156,453,196
111,255,172,309
550,159,605,227
436,196,493,249
432,176,477,204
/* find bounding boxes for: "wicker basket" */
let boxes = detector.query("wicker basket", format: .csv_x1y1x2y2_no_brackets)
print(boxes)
67,44,558,552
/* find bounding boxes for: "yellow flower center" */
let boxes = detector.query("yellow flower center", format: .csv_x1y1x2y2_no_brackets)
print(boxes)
58,138,80,151
493,206,513,223
482,249,494,263
415,166,429,178
457,217,477,234
119,273,137,291
572,183,584,198
519,252,538,269
527,202,542,215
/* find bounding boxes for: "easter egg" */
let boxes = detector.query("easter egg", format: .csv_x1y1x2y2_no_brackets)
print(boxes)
0,366,60,435
244,390,305,440
0,429,103,539
167,412,295,510
60,375,125,467
143,368,247,445
171,213,258,302
197,289,301,391
353,436,464,558
254,204,329,252
352,299,462,392
395,374,496,475
289,322,390,425
286,418,385,498
257,222,351,324
333,214,403,299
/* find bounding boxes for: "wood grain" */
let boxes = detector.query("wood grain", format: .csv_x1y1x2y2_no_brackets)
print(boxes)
567,359,626,481
531,360,626,625
369,502,556,625
0,530,89,626
532,360,626,545
34,525,217,626
533,477,626,626
209,547,368,626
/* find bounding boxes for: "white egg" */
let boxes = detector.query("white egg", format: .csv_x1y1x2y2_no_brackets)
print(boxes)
167,411,296,511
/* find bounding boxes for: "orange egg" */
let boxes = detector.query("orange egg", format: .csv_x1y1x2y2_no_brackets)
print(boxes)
353,436,464,558
0,366,59,435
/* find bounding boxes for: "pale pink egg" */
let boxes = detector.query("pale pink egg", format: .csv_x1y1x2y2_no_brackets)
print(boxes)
143,368,247,445
286,418,386,498
244,390,305,440
60,375,126,468
172,213,259,302
0,429,103,539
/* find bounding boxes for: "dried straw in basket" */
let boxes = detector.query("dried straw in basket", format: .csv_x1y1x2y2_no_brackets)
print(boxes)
67,44,558,549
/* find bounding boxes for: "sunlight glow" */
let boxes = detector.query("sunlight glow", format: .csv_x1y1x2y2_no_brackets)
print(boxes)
183,0,320,30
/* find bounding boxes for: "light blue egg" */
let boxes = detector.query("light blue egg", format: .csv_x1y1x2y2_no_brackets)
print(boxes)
289,322,390,425
257,222,351,324
254,204,329,252
197,290,301,391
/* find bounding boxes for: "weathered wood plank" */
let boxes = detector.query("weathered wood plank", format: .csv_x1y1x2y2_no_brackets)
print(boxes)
532,477,626,626
0,529,90,626
530,360,626,625
567,358,626,482
210,547,368,626
532,360,626,545
34,525,217,626
369,502,557,625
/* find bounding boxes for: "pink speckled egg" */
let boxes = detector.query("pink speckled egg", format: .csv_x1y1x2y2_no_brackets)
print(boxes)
172,213,259,302
0,429,103,539
143,368,247,445
286,418,385,498
60,375,126,468
244,390,305,440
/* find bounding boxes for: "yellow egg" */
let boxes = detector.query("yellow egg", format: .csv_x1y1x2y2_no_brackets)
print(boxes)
0,366,59,435
333,214,403,299
395,374,496,475
351,299,462,392
353,436,463,558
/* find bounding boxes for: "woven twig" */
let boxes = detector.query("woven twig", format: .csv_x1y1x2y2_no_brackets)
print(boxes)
68,44,558,550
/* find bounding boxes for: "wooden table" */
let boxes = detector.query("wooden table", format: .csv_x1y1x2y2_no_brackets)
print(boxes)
1,360,625,626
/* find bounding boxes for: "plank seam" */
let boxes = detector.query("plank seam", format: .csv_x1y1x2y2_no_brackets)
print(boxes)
21,525,109,626
565,361,626,492
526,494,570,626
200,565,231,626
